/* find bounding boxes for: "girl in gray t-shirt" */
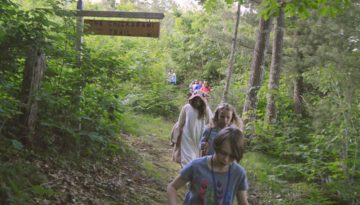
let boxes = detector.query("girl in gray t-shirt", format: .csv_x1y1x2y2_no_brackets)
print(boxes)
200,103,243,156
167,127,249,205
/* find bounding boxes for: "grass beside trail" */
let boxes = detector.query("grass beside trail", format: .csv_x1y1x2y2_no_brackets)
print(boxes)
242,152,333,205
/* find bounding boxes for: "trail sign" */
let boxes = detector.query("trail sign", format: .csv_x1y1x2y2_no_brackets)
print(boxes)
84,19,160,38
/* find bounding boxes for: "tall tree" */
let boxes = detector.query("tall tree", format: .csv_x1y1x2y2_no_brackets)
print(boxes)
221,1,241,103
293,47,305,116
242,17,272,126
265,1,285,124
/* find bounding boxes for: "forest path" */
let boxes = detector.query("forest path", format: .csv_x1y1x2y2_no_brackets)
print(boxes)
121,132,186,204
122,132,261,205
31,128,261,204
31,132,185,205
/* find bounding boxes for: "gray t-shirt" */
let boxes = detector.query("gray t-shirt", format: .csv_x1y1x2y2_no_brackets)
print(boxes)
180,156,248,205
200,128,221,155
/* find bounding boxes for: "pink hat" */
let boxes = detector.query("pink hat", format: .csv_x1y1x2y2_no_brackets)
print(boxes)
188,92,206,102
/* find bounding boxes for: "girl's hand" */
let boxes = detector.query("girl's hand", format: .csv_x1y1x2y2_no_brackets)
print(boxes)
201,142,209,151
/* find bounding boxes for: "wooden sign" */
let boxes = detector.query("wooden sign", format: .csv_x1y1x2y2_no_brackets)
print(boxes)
84,19,160,38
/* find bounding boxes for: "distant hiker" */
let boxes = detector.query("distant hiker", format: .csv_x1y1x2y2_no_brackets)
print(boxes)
200,103,243,156
175,93,212,167
167,70,172,84
171,72,177,85
201,81,211,95
192,80,199,92
194,80,202,92
167,127,249,205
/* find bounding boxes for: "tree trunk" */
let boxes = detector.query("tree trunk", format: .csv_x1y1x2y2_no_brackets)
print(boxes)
293,69,305,116
242,17,272,126
75,0,84,130
76,0,83,68
221,2,241,103
265,4,285,124
18,48,45,146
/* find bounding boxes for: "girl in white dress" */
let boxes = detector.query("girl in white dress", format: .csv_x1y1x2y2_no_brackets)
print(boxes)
177,93,212,167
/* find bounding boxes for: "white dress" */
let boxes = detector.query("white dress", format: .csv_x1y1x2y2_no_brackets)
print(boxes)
178,104,212,167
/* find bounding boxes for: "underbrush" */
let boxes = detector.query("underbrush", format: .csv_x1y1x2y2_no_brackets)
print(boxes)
120,111,174,141
0,129,132,204
242,152,334,205
0,139,53,204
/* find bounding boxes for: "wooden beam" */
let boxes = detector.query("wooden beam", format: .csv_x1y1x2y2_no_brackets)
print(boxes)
76,10,164,19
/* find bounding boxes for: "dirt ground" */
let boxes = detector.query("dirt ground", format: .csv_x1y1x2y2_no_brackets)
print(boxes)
29,132,262,204
29,133,183,205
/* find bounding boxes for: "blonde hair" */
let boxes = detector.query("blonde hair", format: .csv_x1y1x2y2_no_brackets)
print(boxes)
211,103,243,131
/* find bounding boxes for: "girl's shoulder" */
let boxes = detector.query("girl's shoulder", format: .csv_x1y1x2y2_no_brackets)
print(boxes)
191,156,209,165
207,127,221,132
183,103,192,109
232,163,247,174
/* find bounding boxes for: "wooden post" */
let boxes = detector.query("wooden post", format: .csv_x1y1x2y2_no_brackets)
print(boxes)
19,48,45,146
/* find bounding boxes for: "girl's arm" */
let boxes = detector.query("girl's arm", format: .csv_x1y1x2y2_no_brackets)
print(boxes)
236,190,249,205
167,175,187,205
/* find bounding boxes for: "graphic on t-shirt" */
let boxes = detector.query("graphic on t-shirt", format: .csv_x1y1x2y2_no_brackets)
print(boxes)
215,180,225,205
198,179,208,205
197,178,232,205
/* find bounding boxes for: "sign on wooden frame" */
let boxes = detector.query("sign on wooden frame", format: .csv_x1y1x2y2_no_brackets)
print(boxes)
84,19,160,38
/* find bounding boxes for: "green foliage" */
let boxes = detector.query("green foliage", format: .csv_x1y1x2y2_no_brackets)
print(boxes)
0,90,20,125
131,84,180,119
120,111,173,140
243,152,333,205
202,0,244,12
0,0,359,203
0,141,52,204
260,0,351,20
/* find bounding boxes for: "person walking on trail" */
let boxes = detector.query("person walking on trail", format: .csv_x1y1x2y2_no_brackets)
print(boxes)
194,80,203,92
201,81,211,95
200,103,243,156
176,93,212,167
167,127,249,205
192,80,199,93
167,71,172,84
171,72,177,85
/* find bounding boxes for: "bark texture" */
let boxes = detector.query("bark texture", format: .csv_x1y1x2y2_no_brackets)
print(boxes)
222,2,241,103
266,5,285,124
19,48,45,146
293,70,305,116
242,17,272,125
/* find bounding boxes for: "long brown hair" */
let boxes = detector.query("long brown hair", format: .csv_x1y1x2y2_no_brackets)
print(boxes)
189,95,207,119
213,127,245,162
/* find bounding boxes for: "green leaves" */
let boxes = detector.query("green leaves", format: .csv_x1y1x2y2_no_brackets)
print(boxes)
11,140,24,150
259,0,350,20
202,0,244,12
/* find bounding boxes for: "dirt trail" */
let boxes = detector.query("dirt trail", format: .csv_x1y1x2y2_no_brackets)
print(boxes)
29,132,258,204
122,133,186,204
28,132,182,205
